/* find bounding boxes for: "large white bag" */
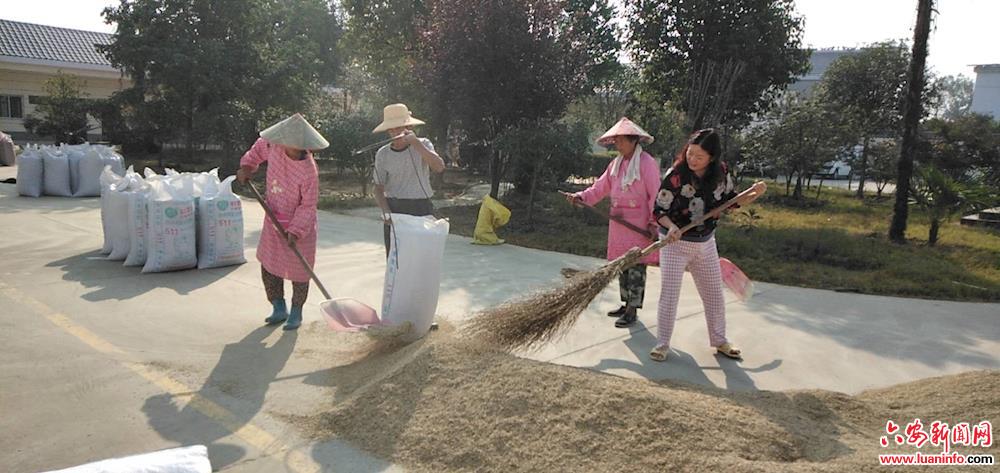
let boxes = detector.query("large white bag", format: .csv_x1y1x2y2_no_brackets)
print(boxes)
73,149,105,197
192,169,220,254
197,176,246,269
99,165,124,254
381,213,449,340
16,149,44,197
106,174,136,261
42,148,73,197
42,444,211,473
66,147,86,196
193,169,220,199
97,146,125,176
123,177,150,267
142,178,197,273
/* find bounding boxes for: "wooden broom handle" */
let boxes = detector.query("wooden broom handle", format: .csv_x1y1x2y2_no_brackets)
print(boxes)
560,191,655,240
636,186,759,259
245,180,333,300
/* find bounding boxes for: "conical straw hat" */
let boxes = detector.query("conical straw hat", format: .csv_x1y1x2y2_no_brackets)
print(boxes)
260,113,329,150
597,117,654,145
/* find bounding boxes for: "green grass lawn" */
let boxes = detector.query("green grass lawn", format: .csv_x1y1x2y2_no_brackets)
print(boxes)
437,184,1000,302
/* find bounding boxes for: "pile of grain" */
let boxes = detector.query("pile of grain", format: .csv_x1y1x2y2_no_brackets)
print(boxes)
294,327,998,472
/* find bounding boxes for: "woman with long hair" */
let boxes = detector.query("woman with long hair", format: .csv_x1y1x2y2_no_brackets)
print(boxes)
650,129,766,361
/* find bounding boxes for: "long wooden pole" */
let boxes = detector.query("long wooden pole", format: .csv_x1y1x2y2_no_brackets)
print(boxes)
245,181,332,300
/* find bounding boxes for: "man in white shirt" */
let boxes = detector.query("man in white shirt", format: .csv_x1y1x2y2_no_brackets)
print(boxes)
372,103,446,256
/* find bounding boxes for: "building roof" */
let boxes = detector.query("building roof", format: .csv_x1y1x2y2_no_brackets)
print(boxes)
0,19,113,66
973,64,1000,73
798,48,861,81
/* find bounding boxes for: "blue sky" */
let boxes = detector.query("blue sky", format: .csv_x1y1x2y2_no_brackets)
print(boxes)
4,0,998,79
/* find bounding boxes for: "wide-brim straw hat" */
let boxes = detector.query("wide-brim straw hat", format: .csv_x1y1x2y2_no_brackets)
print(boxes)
597,117,654,146
260,113,329,150
373,103,426,133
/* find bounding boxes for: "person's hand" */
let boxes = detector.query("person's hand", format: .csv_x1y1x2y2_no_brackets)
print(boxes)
706,207,724,220
664,224,682,244
402,130,420,146
647,222,659,240
742,181,768,205
236,167,253,184
562,191,583,208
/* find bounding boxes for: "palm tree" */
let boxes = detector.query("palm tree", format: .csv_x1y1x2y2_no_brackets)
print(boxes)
889,0,935,242
910,166,986,246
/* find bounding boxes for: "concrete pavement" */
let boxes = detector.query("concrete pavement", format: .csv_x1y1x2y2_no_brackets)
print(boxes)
1,166,997,471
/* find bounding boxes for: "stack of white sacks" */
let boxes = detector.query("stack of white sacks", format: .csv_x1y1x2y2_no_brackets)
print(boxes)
16,143,125,197
100,166,246,273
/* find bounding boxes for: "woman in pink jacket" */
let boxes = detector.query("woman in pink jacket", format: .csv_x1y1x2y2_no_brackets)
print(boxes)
236,113,328,331
565,118,660,328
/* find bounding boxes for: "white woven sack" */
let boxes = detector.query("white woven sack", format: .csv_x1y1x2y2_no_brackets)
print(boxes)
197,176,246,269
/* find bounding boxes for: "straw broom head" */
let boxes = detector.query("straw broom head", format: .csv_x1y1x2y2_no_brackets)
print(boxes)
461,185,762,352
462,248,642,352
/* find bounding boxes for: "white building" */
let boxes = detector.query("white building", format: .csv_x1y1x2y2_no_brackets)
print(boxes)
787,47,860,95
970,64,1000,119
0,19,130,143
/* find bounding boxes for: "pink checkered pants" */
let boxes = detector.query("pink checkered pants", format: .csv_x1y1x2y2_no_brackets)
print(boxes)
656,236,728,347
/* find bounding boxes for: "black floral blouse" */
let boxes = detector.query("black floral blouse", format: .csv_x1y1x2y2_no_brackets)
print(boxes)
653,164,738,241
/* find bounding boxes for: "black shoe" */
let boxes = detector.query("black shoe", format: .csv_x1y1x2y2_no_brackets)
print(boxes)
607,305,628,317
614,308,637,328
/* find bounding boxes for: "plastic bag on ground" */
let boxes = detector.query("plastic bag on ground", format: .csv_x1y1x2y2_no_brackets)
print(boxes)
42,148,72,197
142,177,197,273
193,169,220,199
16,149,44,197
41,444,211,473
472,195,511,245
0,132,14,166
73,149,104,197
382,213,450,341
197,175,246,269
99,165,124,254
123,176,151,267
106,171,137,261
97,146,125,177
66,148,86,196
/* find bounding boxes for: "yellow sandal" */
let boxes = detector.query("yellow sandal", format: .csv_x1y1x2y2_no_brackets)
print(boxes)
649,344,670,362
716,342,742,360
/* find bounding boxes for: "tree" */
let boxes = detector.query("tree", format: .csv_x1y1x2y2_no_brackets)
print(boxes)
627,0,810,130
317,112,379,196
889,0,934,242
910,165,988,246
101,0,342,170
495,120,590,222
929,74,974,121
564,64,634,132
867,139,899,197
23,73,92,144
821,41,910,199
339,0,430,115
562,0,622,91
920,114,1000,187
743,93,850,200
414,0,596,198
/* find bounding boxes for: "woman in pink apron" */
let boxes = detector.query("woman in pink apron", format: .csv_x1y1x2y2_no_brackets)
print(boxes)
566,118,660,328
236,113,328,330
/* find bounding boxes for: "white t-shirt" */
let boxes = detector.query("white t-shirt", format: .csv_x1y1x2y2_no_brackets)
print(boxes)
373,138,436,199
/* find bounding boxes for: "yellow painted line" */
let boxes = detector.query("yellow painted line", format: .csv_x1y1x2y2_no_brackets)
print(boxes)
0,282,318,472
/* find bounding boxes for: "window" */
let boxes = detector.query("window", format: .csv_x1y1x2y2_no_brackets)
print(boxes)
1,95,24,119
